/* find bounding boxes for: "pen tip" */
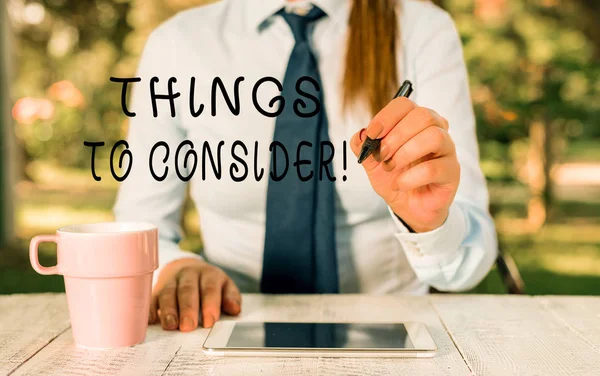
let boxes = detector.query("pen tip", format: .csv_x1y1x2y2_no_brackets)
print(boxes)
357,146,370,164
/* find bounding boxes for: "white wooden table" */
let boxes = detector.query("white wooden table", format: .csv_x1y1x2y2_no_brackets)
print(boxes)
1,294,599,376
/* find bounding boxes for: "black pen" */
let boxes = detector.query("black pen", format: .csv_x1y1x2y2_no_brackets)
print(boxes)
357,80,413,163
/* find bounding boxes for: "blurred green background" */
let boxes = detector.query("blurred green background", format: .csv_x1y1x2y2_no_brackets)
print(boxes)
1,0,599,295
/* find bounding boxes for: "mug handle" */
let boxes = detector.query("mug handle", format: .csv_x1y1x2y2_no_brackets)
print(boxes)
29,235,59,275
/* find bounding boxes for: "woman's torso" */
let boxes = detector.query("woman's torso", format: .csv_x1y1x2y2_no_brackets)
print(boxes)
162,0,434,294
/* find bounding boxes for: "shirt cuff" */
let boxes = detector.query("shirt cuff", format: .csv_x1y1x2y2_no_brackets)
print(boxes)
388,203,467,266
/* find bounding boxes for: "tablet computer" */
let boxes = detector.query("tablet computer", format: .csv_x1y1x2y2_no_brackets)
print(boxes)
202,321,437,357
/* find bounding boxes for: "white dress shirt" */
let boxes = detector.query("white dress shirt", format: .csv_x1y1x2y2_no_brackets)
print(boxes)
113,0,498,294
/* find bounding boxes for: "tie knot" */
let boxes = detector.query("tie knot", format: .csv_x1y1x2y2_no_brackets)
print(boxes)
278,5,327,43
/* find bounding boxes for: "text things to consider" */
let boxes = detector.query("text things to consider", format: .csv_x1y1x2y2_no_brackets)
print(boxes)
85,76,349,182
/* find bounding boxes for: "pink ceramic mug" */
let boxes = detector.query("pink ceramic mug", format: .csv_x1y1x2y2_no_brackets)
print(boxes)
29,222,158,349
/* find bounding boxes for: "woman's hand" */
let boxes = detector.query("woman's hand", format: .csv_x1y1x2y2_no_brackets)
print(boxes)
350,98,460,233
149,258,242,331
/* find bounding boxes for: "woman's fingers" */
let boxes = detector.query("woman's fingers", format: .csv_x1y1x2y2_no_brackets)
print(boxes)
382,126,454,172
148,294,158,324
222,277,242,316
157,278,179,330
378,107,448,163
365,97,416,139
199,268,225,328
176,268,200,332
393,157,459,192
152,259,243,332
352,105,449,170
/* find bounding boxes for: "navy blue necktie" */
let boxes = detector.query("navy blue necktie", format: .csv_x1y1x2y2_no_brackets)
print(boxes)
261,6,339,294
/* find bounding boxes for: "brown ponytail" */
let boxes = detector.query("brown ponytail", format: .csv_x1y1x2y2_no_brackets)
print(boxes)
343,0,399,117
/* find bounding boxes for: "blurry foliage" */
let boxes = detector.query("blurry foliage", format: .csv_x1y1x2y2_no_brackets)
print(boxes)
7,0,600,171
451,0,600,154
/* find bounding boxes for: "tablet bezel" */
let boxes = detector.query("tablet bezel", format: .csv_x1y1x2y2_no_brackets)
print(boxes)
202,321,438,357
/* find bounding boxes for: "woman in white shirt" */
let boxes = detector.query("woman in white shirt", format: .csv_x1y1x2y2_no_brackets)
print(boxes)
114,0,498,332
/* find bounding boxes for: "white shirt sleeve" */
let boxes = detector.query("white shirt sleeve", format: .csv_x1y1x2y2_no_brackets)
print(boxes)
391,7,498,291
112,25,203,286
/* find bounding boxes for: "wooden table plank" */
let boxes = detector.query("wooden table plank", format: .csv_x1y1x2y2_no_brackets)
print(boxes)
161,294,471,376
431,295,600,376
0,293,70,375
538,296,600,350
10,326,188,376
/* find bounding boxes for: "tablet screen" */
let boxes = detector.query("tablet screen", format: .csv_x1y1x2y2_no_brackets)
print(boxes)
225,323,415,349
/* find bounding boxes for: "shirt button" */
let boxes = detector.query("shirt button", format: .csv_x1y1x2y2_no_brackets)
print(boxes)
404,241,422,257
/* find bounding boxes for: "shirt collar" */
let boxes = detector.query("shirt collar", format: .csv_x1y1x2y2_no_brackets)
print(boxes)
242,0,350,33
